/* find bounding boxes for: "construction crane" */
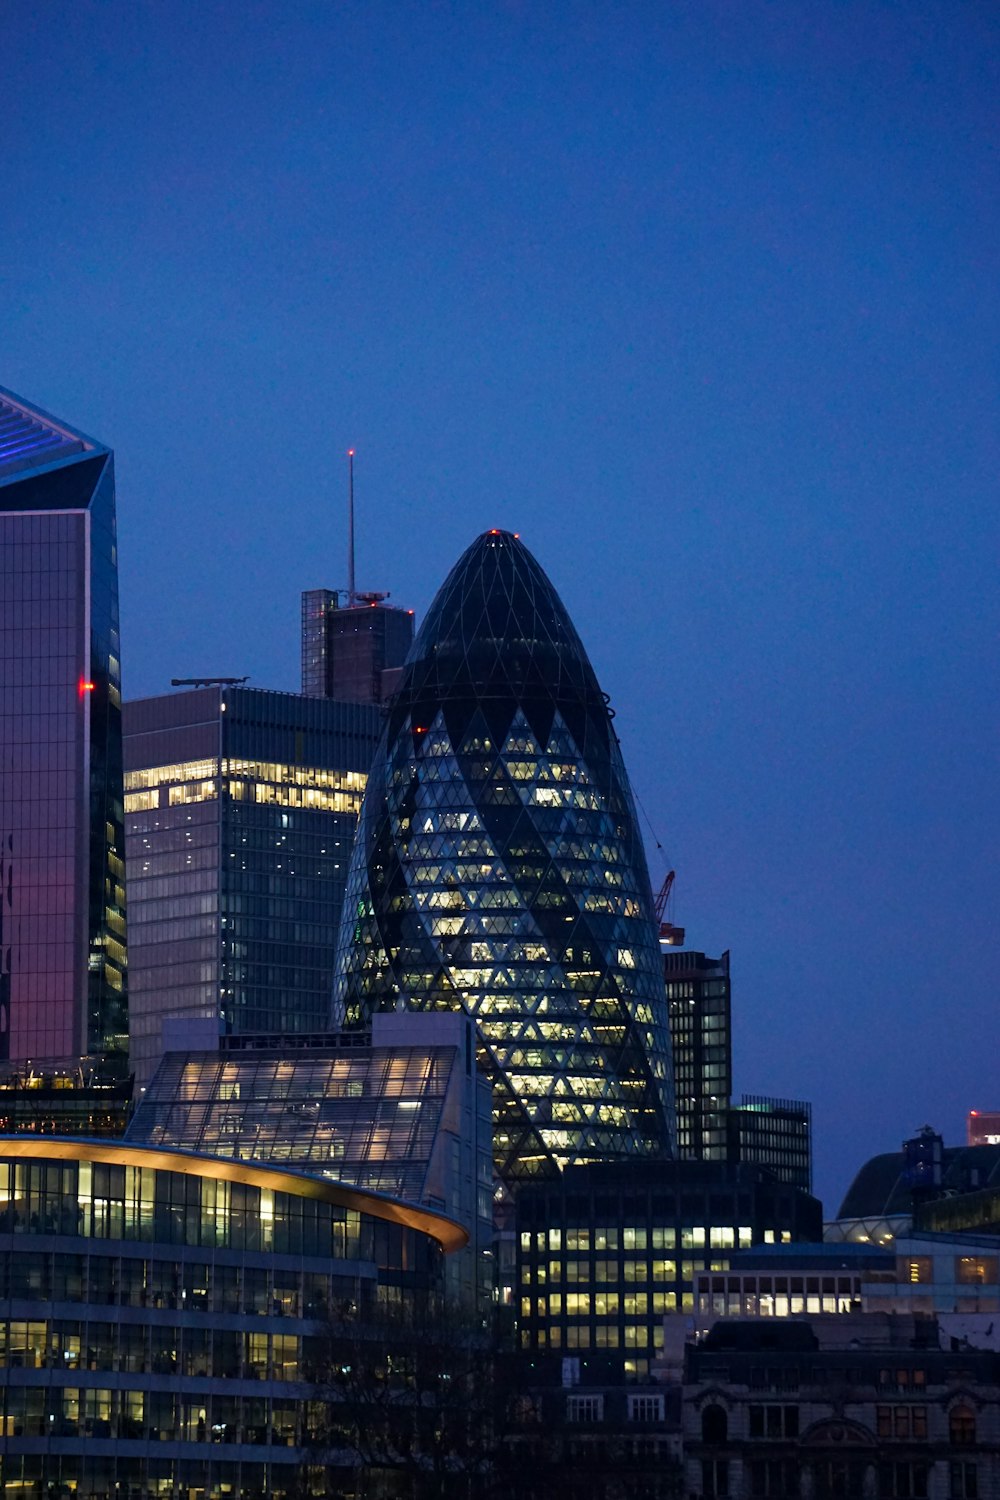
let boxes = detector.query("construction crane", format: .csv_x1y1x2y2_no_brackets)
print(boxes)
653,870,685,947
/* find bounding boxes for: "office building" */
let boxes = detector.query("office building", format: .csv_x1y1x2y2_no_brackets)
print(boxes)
665,950,731,1162
689,1241,892,1336
727,1094,812,1192
333,529,675,1183
301,589,413,704
123,686,381,1086
666,950,812,1188
126,1009,495,1310
0,1134,463,1497
0,386,127,1084
515,1158,822,1377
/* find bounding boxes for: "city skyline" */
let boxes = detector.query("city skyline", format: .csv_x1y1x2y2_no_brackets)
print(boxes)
3,2,997,1210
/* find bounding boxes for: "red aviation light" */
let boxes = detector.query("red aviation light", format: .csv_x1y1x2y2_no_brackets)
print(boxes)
79,680,95,695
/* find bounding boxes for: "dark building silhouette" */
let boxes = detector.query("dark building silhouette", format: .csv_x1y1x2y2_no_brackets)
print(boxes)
829,1132,1000,1245
683,1314,1000,1500
301,589,414,704
727,1094,812,1192
333,529,675,1182
123,686,381,1085
0,386,127,1082
665,950,731,1162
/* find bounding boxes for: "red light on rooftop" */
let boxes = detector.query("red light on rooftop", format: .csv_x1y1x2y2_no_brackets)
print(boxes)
348,448,355,457
489,528,500,535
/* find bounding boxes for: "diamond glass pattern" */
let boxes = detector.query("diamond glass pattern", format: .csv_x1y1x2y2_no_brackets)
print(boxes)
333,530,675,1180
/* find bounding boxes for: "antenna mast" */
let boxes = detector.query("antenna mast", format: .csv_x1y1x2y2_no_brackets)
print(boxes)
347,448,356,605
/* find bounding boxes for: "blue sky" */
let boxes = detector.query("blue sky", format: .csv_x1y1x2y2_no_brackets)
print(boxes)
3,0,997,1209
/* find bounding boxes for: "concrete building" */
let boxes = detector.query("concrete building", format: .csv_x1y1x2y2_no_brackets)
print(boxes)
683,1313,1000,1500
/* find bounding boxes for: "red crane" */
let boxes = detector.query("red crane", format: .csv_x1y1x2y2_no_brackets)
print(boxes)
653,870,685,947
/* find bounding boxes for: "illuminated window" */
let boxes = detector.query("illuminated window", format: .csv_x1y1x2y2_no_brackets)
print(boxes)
957,1257,997,1286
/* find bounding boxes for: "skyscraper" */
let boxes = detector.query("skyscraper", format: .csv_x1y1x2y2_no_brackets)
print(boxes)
0,386,127,1078
301,590,414,704
333,529,674,1181
123,685,381,1085
665,949,732,1162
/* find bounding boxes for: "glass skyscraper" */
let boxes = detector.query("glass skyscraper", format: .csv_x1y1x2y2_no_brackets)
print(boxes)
333,529,674,1181
124,686,381,1085
0,386,127,1076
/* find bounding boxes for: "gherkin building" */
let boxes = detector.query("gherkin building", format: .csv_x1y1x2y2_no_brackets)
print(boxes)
333,530,674,1181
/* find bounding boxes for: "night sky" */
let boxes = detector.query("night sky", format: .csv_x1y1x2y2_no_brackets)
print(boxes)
3,2,997,1212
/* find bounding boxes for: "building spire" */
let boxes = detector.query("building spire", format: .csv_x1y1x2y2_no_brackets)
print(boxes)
347,448,356,604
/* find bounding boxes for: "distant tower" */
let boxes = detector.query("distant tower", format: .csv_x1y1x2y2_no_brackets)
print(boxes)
0,386,127,1077
664,950,732,1162
301,450,414,703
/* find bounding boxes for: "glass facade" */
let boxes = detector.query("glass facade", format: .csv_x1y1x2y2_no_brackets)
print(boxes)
0,1141,456,1498
124,688,381,1085
665,950,732,1162
515,1158,823,1376
126,1012,497,1311
130,1040,459,1200
333,529,674,1182
728,1094,813,1192
0,387,127,1075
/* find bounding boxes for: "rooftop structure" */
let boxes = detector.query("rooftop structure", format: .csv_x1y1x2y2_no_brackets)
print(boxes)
301,590,414,704
827,1138,1000,1246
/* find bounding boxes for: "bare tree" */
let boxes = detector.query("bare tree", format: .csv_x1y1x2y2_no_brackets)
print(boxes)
304,1297,506,1499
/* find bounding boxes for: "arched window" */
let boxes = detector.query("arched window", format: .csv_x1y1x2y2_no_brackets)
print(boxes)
950,1406,976,1446
702,1404,728,1443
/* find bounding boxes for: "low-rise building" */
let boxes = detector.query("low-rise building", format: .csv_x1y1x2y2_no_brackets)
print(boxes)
683,1313,1000,1500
